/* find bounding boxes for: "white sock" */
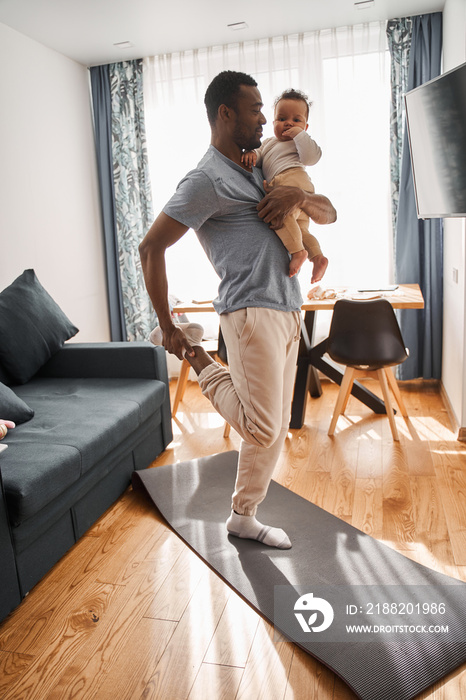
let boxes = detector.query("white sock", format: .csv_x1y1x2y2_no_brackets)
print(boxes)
226,511,291,549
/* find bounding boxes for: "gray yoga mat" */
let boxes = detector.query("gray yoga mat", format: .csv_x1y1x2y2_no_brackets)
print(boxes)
132,450,466,700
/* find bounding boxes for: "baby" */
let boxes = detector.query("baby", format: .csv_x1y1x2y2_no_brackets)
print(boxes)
243,89,328,281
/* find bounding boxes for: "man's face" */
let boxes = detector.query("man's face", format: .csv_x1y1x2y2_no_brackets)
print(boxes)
230,85,267,151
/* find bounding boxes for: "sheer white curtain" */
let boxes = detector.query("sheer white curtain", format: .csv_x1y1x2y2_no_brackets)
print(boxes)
143,23,391,338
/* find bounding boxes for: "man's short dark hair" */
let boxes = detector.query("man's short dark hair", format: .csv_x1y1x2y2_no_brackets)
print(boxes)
274,88,312,120
204,71,258,126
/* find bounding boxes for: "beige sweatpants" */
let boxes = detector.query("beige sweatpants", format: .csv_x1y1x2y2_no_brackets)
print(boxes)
198,307,301,516
270,167,322,258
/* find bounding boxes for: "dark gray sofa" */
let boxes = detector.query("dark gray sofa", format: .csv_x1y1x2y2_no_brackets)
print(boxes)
0,270,172,623
0,341,172,623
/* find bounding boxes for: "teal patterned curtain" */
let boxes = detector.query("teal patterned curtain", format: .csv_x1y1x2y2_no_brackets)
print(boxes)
386,14,443,379
90,64,126,341
109,60,155,341
386,18,412,238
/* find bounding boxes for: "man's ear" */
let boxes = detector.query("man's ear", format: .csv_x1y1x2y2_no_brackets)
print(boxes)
218,103,233,123
305,123,309,131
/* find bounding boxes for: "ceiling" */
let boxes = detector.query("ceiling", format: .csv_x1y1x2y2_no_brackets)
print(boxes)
0,0,444,67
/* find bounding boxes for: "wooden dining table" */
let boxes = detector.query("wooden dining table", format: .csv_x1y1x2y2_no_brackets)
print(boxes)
172,283,424,429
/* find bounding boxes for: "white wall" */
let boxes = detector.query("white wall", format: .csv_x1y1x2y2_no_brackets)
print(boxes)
441,0,466,432
0,22,110,342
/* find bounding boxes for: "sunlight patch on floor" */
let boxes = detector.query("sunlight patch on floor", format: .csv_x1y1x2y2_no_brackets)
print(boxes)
172,409,226,434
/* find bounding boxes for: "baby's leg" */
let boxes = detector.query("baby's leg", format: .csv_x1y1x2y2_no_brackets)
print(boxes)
270,169,315,277
272,216,308,277
309,254,329,283
289,249,308,277
301,227,328,283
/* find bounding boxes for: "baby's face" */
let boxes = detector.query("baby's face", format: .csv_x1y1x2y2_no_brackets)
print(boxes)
273,99,308,141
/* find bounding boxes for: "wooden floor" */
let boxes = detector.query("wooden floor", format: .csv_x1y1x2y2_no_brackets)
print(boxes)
1,377,465,699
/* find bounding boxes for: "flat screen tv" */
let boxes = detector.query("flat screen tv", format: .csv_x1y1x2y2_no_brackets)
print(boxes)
404,60,466,219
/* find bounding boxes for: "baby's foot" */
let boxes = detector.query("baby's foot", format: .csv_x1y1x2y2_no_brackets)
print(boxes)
310,254,329,283
0,420,15,429
226,511,292,549
289,249,308,277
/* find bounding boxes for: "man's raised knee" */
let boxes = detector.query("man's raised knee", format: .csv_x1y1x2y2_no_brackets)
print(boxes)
244,421,281,448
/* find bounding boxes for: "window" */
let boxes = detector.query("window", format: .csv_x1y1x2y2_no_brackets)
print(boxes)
143,24,391,338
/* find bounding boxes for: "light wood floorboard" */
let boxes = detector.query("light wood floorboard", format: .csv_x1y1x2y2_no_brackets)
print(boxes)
0,377,465,699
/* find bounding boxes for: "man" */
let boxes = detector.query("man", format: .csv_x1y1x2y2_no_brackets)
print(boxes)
139,71,336,549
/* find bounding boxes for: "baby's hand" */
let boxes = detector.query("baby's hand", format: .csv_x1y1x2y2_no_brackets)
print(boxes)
242,150,257,168
282,126,304,139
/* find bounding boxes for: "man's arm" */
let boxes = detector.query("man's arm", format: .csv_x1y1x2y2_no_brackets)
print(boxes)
256,182,337,229
139,212,193,360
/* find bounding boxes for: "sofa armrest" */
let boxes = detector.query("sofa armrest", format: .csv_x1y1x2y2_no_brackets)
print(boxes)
0,463,22,621
39,342,169,383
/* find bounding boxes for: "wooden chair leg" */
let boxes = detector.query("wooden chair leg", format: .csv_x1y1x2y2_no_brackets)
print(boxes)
377,369,399,441
328,367,355,436
341,373,356,415
172,357,191,416
385,367,408,417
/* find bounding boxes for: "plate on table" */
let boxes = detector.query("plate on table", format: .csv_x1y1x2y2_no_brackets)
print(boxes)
348,292,383,300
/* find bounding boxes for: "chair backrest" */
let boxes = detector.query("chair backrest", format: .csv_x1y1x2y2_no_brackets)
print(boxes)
327,298,408,369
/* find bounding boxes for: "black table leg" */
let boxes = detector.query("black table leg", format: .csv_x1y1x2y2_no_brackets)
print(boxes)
290,311,321,429
290,310,387,429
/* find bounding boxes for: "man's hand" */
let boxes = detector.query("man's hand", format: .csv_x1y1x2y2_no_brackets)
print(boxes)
257,181,337,229
257,181,304,229
158,324,195,361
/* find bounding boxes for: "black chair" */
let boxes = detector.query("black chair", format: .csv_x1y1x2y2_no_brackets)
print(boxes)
326,298,409,441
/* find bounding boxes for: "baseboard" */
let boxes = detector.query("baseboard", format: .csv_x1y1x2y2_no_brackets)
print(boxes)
440,381,465,442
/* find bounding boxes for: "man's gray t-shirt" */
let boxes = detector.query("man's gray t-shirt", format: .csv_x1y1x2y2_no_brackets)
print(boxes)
163,145,303,315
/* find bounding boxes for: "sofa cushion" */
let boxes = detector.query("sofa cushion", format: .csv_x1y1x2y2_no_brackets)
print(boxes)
2,377,166,523
1,444,82,526
0,383,34,424
0,362,13,386
0,270,79,384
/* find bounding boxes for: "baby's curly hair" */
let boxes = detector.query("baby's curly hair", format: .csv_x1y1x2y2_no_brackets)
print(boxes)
274,89,312,119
